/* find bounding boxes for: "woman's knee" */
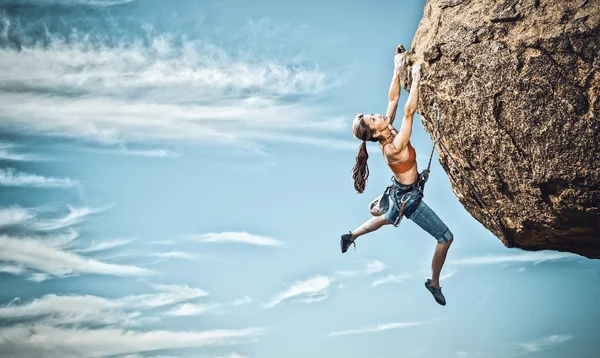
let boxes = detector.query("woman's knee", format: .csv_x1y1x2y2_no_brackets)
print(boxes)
436,229,453,244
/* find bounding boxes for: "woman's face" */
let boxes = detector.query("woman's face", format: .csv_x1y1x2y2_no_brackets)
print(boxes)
363,114,389,135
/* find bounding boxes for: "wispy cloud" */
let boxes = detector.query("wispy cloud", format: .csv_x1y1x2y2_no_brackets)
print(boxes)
213,354,248,358
0,234,151,279
163,303,222,317
371,273,410,288
335,260,386,277
0,168,78,188
440,268,458,280
31,206,108,231
148,240,178,246
85,147,181,158
0,142,42,162
0,149,37,162
0,285,208,326
0,17,350,150
451,251,578,266
0,324,263,358
327,321,430,337
121,355,180,358
232,295,252,306
189,232,284,247
149,251,196,260
72,238,134,253
0,206,35,228
517,334,573,353
263,275,331,309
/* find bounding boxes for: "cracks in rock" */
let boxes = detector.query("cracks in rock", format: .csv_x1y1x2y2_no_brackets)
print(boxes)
539,178,568,206
491,90,528,160
440,0,470,9
490,0,521,23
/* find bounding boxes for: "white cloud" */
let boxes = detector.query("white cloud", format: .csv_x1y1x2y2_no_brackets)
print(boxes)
0,142,43,161
214,354,248,358
0,149,36,161
263,275,330,309
121,355,180,358
86,148,180,158
163,303,222,317
451,251,578,266
148,240,177,245
0,266,26,275
0,234,151,279
0,168,78,188
72,238,134,253
0,285,208,327
0,294,144,327
371,273,410,288
335,260,386,277
124,284,209,308
517,334,573,353
439,268,458,281
0,206,35,228
327,321,429,337
0,17,351,151
27,229,80,249
190,232,283,247
31,206,108,231
149,251,196,260
0,324,263,358
232,295,252,306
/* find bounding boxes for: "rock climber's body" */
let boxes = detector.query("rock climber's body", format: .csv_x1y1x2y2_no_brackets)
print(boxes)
340,45,454,306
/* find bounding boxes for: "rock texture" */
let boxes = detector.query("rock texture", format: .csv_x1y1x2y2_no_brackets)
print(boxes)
401,0,600,258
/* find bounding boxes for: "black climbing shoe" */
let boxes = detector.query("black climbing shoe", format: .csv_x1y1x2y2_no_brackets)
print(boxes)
425,279,446,306
340,232,355,253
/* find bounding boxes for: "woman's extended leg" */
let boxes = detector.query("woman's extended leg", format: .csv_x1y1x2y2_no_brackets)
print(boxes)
352,214,389,239
341,214,390,253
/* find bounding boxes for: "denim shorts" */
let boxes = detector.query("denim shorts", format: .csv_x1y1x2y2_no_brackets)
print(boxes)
384,188,453,244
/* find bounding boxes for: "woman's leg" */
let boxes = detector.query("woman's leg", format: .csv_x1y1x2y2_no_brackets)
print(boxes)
405,198,454,304
341,214,390,253
430,238,453,288
351,214,390,240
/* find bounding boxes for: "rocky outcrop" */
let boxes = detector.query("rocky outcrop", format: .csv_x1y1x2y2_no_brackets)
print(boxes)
401,0,600,258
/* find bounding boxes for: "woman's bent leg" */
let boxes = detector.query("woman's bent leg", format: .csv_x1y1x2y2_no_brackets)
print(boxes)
351,214,389,240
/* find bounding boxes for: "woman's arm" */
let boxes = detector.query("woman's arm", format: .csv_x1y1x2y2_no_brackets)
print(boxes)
391,63,421,151
385,46,407,126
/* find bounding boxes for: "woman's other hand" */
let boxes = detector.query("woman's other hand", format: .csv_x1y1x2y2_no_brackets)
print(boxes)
412,63,421,83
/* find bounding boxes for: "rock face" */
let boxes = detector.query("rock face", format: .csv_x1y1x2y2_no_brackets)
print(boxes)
401,0,600,258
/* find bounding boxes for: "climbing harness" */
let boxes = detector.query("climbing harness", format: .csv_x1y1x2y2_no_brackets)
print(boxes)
430,103,508,241
383,104,442,227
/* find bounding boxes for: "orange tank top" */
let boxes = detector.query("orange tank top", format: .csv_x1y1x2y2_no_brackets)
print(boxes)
382,140,417,174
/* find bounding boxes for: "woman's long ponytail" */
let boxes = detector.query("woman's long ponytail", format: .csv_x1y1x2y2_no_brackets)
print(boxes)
352,141,370,194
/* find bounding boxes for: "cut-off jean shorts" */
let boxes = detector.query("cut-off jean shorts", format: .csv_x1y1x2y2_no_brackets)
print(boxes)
383,188,453,244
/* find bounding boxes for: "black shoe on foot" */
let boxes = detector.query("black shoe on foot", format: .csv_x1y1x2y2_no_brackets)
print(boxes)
340,232,355,253
425,279,446,306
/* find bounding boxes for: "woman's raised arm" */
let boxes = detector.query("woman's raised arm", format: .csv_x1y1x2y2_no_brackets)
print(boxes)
385,45,407,126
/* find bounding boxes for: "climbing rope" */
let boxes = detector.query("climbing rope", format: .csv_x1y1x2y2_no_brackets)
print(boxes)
430,103,509,242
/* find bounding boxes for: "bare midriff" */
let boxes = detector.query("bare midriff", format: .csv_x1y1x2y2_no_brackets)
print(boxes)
381,137,419,185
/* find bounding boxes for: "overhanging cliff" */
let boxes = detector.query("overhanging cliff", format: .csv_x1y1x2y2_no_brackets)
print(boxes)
401,0,600,258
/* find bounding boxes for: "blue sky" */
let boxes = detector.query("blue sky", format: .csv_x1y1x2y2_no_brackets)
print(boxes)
0,0,599,357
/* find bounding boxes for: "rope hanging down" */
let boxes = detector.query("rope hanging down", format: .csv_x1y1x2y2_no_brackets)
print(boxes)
429,103,508,242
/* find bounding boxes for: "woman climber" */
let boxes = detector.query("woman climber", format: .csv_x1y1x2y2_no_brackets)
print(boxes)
340,45,453,306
